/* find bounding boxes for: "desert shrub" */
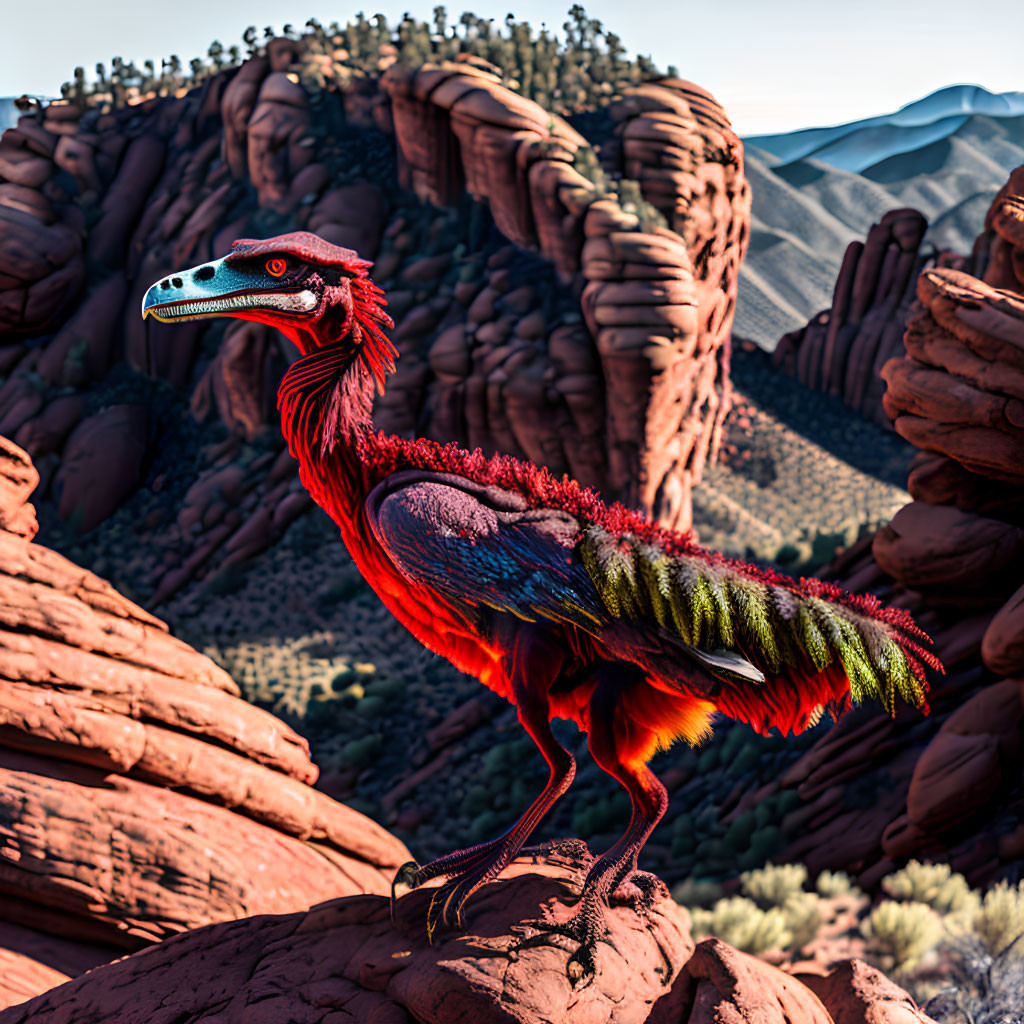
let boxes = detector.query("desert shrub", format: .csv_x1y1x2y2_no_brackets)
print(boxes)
337,733,382,768
671,878,724,909
741,862,808,909
862,900,943,973
815,870,861,899
690,896,792,954
882,860,978,916
972,880,1024,959
782,891,823,952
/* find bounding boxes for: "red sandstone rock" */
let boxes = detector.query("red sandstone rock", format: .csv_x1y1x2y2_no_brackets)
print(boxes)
0,184,53,224
882,268,1024,481
247,72,313,212
898,680,1024,837
972,165,1024,293
0,857,693,1024
671,938,833,1022
0,205,83,333
797,958,938,1024
191,319,288,439
0,950,68,1013
0,439,38,541
982,585,1024,676
220,57,269,178
36,273,127,387
86,135,165,269
0,437,410,946
52,405,148,533
872,502,1024,594
774,209,929,424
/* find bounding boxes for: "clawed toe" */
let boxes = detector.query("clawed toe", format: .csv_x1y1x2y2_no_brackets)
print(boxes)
511,907,610,987
391,859,424,923
611,870,669,915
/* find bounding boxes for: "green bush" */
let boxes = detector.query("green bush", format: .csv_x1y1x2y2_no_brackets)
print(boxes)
691,897,791,954
671,878,723,909
862,900,943,973
337,733,382,768
972,880,1024,959
781,892,822,952
741,862,808,909
815,870,861,899
882,860,978,916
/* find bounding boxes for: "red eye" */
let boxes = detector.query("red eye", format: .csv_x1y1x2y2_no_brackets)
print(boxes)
266,258,287,277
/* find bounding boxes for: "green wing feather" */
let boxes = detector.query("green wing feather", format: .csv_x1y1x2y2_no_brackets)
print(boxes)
580,525,933,724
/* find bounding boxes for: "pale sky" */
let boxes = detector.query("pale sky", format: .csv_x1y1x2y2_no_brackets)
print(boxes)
1,0,1019,135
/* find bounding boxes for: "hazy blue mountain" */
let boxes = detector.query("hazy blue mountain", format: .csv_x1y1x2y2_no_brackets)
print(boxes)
735,87,1024,350
745,85,1024,173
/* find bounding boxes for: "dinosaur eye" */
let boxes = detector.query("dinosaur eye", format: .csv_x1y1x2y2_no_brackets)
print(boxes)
266,257,287,277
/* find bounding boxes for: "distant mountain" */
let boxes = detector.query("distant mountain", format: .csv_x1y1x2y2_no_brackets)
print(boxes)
734,87,1024,350
744,85,1024,173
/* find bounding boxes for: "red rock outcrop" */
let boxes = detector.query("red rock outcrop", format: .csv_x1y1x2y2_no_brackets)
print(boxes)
972,164,1024,294
383,65,749,530
882,268,1024,481
0,110,86,333
0,438,408,951
773,209,941,425
2,45,751,542
749,165,1024,886
0,856,936,1024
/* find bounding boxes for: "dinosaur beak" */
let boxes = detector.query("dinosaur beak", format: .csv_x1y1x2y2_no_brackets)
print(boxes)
141,255,319,323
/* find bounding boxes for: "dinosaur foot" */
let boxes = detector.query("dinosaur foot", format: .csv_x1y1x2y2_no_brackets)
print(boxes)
391,836,522,941
611,869,670,916
521,837,593,874
513,895,612,987
512,869,669,986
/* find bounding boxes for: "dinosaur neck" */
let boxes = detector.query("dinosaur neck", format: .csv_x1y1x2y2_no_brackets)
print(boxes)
278,336,381,512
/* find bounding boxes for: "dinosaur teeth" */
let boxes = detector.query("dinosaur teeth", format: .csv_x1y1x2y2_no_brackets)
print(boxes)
153,289,318,320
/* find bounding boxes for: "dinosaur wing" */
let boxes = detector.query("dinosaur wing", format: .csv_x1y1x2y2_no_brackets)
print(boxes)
579,525,939,735
365,471,604,630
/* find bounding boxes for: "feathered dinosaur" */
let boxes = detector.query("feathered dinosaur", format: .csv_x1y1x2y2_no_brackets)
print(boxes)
142,231,941,979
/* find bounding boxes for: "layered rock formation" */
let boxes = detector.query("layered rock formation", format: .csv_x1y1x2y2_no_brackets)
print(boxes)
383,66,749,530
772,209,958,425
1,47,748,553
0,437,408,958
743,165,1024,886
0,855,936,1024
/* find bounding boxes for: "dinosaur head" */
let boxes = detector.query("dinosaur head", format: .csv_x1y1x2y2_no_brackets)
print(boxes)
141,231,397,389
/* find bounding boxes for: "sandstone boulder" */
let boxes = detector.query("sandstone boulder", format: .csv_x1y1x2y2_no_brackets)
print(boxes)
52,404,149,534
982,584,1024,676
0,438,409,949
0,858,693,1024
872,502,1024,595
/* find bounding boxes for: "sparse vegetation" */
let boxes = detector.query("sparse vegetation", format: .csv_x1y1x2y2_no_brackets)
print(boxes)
883,860,980,917
60,5,665,115
973,881,1024,960
815,869,861,899
677,855,1024,1018
740,862,807,909
690,896,792,954
862,899,943,974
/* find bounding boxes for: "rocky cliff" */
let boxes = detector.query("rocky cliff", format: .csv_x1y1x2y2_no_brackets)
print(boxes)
0,853,936,1023
0,436,408,1008
0,44,748,543
743,164,1024,889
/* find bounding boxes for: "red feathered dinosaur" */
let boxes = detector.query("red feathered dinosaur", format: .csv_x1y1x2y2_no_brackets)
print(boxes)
143,232,940,979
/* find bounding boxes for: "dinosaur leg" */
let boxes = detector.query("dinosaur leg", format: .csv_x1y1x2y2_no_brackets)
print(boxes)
392,629,576,938
520,671,669,983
